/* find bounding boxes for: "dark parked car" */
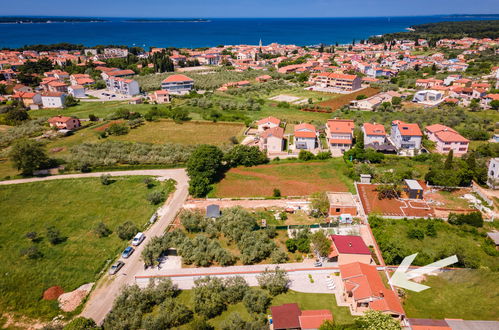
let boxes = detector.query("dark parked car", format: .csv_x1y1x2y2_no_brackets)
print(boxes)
109,261,125,275
122,246,134,259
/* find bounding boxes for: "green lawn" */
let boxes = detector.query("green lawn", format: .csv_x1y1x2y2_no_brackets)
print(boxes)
177,289,354,329
403,269,499,320
0,177,166,319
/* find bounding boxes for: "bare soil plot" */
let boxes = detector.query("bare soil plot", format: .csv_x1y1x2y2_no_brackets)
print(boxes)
357,183,435,218
318,87,379,110
212,161,352,197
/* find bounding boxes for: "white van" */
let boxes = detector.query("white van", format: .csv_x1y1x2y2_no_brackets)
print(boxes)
132,232,145,246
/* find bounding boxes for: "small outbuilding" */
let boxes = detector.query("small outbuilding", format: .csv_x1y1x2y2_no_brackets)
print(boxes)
206,204,221,218
404,179,424,199
327,192,358,216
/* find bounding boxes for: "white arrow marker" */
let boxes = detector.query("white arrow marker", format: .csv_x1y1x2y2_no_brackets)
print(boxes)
388,253,458,292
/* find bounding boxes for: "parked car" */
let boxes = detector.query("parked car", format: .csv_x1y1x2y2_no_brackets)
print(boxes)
109,261,125,275
314,261,323,267
132,232,145,246
122,246,134,259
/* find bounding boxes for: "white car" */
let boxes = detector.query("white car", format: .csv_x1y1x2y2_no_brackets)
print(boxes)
132,232,145,246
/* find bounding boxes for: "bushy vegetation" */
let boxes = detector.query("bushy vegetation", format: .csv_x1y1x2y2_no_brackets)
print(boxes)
66,141,194,170
141,207,287,267
370,215,499,270
0,118,47,148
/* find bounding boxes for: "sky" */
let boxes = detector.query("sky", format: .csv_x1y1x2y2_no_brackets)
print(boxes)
3,0,499,18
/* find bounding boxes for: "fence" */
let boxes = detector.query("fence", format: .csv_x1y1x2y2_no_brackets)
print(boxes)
471,181,493,206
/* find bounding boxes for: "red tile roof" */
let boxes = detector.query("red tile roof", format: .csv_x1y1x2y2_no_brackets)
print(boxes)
339,262,405,315
48,115,74,123
299,310,333,329
294,123,316,138
257,116,281,125
392,120,422,137
319,72,358,81
261,126,284,139
435,131,469,143
271,303,301,329
162,74,193,83
363,123,386,136
327,119,355,135
329,138,352,144
425,124,456,134
331,235,371,255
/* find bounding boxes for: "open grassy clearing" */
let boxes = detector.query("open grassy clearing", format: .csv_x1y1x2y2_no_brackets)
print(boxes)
370,217,499,270
113,120,245,145
0,177,163,319
28,101,157,120
403,270,499,320
209,159,355,198
176,289,355,329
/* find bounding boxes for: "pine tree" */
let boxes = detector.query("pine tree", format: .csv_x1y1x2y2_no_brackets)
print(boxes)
444,150,454,170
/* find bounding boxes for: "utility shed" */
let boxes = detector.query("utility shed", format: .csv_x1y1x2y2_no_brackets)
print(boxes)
404,179,424,199
206,204,221,218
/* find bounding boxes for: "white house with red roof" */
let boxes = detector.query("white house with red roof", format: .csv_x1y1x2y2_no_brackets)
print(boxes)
256,116,281,132
161,74,194,95
294,123,317,150
48,115,80,130
148,90,170,104
362,123,386,146
425,124,469,156
390,120,422,150
68,85,86,98
325,119,355,156
311,72,362,91
328,235,373,265
339,262,405,319
258,126,285,154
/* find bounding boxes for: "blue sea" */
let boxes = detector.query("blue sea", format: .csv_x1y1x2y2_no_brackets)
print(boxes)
0,16,496,48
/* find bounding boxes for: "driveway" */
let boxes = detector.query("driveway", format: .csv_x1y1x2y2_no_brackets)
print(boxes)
134,261,340,294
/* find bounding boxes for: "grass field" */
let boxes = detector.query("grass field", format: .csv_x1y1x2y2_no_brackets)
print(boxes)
176,289,354,329
403,270,499,320
113,120,245,145
209,159,355,197
370,217,499,270
29,101,157,120
319,88,380,110
0,177,163,319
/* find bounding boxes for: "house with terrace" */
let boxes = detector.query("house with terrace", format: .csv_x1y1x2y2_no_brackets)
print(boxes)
257,116,281,133
325,119,355,156
294,123,318,150
339,262,405,319
160,74,194,95
425,124,469,156
390,120,422,151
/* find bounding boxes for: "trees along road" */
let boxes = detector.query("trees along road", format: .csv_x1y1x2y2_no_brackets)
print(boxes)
1,169,190,325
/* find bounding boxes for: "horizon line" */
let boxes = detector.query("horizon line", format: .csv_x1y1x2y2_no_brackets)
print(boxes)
1,13,499,19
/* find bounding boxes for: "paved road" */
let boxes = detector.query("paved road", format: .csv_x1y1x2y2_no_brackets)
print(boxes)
75,169,189,324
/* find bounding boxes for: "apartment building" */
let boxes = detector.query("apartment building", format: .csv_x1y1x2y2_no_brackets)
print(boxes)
325,119,355,155
425,124,469,156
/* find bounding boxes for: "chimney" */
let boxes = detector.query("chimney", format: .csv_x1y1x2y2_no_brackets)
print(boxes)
349,242,352,247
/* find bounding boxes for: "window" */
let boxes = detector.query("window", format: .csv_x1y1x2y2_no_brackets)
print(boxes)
336,208,340,212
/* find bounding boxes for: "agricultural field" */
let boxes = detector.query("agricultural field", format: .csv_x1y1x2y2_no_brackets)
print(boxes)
0,177,165,319
319,87,380,110
209,159,355,197
403,270,499,320
113,120,245,145
175,289,355,329
46,120,243,154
